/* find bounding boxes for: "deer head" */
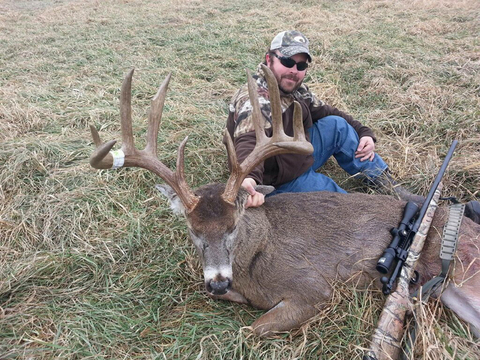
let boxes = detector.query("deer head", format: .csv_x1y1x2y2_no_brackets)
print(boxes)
89,65,313,296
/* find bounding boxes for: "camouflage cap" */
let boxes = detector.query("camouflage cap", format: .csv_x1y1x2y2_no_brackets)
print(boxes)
270,30,312,61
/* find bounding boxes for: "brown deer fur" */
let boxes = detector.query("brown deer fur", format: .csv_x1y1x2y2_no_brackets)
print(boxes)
158,184,480,337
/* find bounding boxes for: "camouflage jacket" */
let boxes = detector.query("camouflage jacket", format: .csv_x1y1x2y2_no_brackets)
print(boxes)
225,64,376,187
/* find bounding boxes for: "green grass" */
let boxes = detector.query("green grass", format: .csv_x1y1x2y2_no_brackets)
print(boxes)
1,0,479,358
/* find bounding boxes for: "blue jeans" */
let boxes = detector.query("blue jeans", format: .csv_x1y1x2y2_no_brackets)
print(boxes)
270,115,388,195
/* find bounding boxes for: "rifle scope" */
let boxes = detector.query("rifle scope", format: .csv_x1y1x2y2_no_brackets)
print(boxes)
376,201,419,274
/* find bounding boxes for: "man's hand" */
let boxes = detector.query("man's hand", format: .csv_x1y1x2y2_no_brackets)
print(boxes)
355,136,375,162
241,178,265,208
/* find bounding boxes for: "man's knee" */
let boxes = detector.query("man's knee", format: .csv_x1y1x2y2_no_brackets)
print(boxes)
312,116,355,144
314,115,349,131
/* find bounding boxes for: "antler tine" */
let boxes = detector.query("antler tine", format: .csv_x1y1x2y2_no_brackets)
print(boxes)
263,64,287,141
246,69,269,148
292,101,306,142
223,128,241,179
88,69,137,169
172,136,200,208
221,66,314,204
145,73,172,155
89,70,200,213
89,125,117,169
120,69,136,154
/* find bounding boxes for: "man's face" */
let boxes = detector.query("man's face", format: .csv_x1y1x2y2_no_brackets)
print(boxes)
266,51,308,93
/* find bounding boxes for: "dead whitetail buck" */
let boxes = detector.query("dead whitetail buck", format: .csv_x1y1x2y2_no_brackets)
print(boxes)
89,66,480,340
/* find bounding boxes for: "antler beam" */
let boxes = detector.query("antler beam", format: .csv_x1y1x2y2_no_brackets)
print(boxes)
89,69,199,213
222,64,314,204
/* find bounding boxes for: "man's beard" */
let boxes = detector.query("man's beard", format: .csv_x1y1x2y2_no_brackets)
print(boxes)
278,75,302,93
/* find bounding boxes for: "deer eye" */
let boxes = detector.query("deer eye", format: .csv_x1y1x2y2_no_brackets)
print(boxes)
224,228,236,250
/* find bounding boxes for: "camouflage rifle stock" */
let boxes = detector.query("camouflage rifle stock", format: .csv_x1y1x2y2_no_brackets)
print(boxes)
364,140,458,360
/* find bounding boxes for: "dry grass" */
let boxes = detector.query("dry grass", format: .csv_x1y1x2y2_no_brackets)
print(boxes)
1,0,479,358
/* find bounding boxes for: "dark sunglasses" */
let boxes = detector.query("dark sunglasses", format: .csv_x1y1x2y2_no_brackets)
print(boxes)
272,53,309,71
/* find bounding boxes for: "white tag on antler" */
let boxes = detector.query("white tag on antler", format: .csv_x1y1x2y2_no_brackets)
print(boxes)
110,149,125,169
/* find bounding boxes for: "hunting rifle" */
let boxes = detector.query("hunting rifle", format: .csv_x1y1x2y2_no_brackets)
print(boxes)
364,140,458,360
376,140,458,295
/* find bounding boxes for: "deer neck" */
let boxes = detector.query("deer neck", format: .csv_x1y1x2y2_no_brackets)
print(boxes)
231,208,270,275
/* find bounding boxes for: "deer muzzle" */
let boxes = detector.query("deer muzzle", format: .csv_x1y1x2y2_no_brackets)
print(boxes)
207,278,232,295
203,266,233,295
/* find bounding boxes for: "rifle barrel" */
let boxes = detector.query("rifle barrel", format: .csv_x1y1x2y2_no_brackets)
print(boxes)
412,140,458,231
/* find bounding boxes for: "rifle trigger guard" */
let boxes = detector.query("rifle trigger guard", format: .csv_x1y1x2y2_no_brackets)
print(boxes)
410,270,419,285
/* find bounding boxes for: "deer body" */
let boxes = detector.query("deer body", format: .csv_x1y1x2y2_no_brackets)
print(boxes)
162,185,480,337
90,67,480,340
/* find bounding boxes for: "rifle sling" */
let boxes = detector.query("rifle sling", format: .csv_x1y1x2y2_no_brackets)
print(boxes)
403,203,465,360
413,203,465,300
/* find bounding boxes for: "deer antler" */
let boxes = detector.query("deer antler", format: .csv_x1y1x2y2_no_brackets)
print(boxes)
89,69,200,213
222,64,314,204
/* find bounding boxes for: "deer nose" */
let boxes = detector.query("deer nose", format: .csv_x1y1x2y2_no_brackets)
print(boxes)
206,278,231,295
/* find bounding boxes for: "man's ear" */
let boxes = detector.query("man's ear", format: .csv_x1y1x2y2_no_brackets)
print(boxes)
255,185,275,196
155,184,185,215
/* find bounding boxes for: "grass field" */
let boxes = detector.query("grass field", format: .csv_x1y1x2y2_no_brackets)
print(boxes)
1,0,479,358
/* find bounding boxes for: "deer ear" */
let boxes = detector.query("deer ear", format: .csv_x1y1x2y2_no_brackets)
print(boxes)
235,185,275,208
155,184,185,215
236,187,250,208
255,185,275,196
